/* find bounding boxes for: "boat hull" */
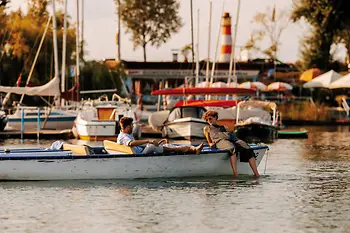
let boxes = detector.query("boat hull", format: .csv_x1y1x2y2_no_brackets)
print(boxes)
235,123,278,143
7,117,76,131
0,146,268,180
163,117,207,139
75,119,117,140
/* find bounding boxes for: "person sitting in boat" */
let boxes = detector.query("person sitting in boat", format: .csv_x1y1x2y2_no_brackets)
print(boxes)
117,116,204,154
203,110,260,177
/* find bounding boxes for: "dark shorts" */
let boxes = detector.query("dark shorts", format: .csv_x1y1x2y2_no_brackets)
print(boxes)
216,139,255,162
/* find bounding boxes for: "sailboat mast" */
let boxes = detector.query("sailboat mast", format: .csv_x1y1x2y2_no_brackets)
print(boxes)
116,0,121,61
61,0,67,106
195,9,200,86
76,0,80,102
190,0,195,78
18,16,52,105
81,0,84,60
52,0,60,82
205,1,212,83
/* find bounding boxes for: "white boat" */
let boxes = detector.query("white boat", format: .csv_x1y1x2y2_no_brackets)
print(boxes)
235,100,280,143
149,106,208,140
0,143,268,180
6,106,77,131
73,96,140,141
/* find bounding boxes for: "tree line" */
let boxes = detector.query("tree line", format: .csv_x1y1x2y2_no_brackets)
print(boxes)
0,0,125,106
245,0,350,71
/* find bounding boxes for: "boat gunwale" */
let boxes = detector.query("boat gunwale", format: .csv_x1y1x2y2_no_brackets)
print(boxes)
0,145,268,160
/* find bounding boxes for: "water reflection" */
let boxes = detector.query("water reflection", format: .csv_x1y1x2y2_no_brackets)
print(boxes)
0,126,350,232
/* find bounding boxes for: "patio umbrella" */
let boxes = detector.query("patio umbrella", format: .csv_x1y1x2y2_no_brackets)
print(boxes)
267,82,293,91
211,82,228,87
196,81,210,88
303,70,342,88
300,68,322,82
238,81,267,91
328,73,350,89
228,82,239,88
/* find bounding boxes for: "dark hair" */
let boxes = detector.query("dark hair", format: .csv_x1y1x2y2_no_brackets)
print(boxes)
119,117,133,129
202,110,218,120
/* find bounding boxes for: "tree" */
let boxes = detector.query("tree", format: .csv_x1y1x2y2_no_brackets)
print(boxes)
245,6,289,60
180,44,192,62
0,0,77,106
117,0,183,62
291,0,350,70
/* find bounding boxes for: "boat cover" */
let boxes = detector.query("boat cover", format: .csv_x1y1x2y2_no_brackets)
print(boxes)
0,76,60,96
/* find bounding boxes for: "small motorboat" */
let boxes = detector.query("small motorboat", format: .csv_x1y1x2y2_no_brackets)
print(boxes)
235,100,280,143
0,141,269,180
278,128,308,139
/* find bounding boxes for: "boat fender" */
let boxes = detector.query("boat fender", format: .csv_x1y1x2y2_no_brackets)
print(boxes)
4,149,10,153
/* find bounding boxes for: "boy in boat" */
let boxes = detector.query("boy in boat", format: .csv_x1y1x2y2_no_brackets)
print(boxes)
203,110,260,177
117,116,204,154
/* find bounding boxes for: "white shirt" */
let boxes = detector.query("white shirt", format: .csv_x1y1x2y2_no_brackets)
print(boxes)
117,132,143,153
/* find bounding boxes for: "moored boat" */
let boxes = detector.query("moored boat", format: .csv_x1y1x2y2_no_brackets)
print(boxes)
0,143,268,180
73,96,141,141
235,100,280,143
6,106,76,131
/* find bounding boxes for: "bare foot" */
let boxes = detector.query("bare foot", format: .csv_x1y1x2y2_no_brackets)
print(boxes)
195,142,204,155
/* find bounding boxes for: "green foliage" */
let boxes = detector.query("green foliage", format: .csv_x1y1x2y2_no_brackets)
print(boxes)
80,61,126,99
0,1,76,92
117,0,183,61
245,6,289,60
291,0,350,70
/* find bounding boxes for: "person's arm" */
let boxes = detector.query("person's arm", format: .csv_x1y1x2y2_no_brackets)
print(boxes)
129,139,155,147
204,126,215,148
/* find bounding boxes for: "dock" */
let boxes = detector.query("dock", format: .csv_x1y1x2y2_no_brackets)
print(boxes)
0,129,74,140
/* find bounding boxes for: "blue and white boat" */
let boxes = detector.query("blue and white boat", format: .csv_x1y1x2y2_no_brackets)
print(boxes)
0,142,268,180
6,107,77,131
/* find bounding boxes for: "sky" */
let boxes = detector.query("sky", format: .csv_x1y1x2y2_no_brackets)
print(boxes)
8,0,313,63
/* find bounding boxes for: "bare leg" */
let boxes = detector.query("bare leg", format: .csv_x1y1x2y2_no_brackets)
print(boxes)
248,157,260,177
229,153,239,177
164,143,204,154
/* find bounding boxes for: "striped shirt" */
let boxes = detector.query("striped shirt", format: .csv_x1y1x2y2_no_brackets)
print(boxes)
117,132,143,153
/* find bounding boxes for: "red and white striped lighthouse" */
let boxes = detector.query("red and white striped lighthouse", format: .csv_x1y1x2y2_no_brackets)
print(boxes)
219,12,232,63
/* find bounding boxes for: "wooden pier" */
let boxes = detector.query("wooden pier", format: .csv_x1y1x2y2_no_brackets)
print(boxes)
0,129,74,140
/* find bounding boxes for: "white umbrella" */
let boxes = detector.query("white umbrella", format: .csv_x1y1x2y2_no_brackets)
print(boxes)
328,73,350,89
211,82,228,87
303,70,342,88
196,81,210,88
267,82,293,91
238,81,266,91
228,82,239,88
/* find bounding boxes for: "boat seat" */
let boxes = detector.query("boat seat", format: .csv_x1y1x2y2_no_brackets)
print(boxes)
103,140,136,154
62,144,89,156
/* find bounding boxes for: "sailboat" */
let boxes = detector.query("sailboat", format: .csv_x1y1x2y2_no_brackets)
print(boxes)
0,1,78,132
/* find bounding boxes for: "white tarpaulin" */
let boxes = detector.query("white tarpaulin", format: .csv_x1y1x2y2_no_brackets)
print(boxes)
328,73,350,89
303,70,342,88
0,76,60,96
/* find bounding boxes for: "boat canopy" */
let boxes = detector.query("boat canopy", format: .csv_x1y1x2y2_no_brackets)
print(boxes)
238,100,277,111
167,106,206,122
151,87,255,96
175,100,242,108
0,76,60,96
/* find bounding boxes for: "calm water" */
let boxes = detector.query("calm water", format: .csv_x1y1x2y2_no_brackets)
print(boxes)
0,126,350,233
